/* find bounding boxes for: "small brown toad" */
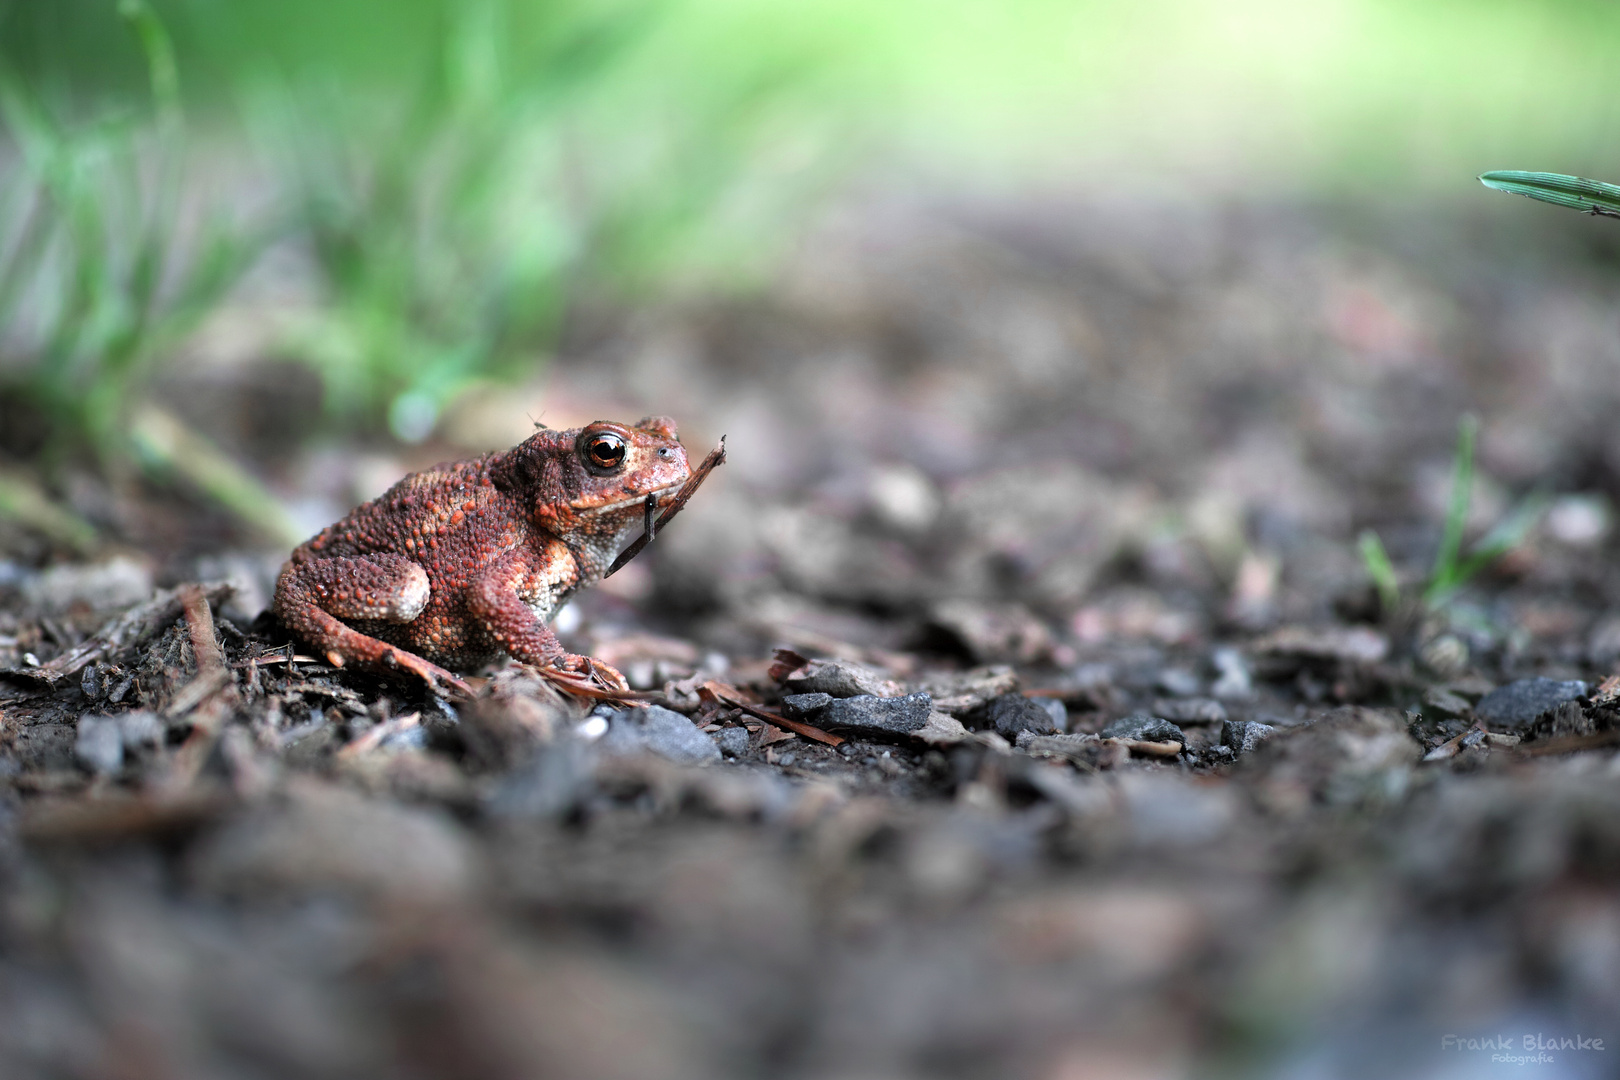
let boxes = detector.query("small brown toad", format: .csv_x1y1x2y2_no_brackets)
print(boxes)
273,416,691,696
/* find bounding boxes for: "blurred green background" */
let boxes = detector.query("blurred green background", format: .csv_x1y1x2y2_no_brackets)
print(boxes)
3,0,1620,545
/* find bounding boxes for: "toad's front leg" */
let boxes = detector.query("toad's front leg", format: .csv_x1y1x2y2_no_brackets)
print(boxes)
468,550,629,690
273,553,472,697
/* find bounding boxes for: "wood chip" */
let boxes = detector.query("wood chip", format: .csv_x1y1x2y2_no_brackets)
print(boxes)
1113,737,1183,758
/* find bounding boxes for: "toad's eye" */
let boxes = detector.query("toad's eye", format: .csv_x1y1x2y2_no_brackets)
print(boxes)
583,432,626,470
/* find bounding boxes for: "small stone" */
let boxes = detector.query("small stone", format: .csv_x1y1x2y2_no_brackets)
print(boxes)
115,710,163,751
921,666,1020,717
487,742,595,819
1156,668,1202,697
927,600,1052,664
1153,697,1227,725
598,705,722,765
916,710,971,746
1099,715,1185,745
716,726,751,757
1209,647,1254,700
1221,719,1276,754
822,692,932,734
1420,687,1472,719
1037,697,1068,732
74,715,123,774
781,692,834,719
1418,634,1469,677
1587,614,1620,667
1253,625,1389,665
1016,731,1102,764
783,691,931,734
782,658,904,698
1547,493,1611,546
982,693,1058,739
1474,678,1588,732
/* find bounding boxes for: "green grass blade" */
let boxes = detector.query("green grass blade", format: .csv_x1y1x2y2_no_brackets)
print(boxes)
0,469,98,553
129,406,305,549
1428,413,1478,597
118,0,181,130
1358,529,1401,614
1479,171,1620,218
1449,492,1551,586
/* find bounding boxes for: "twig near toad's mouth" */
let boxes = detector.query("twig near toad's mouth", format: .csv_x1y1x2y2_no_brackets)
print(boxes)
576,481,686,517
604,436,726,578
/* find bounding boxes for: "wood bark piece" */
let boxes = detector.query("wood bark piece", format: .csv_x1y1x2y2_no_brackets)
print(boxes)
4,582,234,687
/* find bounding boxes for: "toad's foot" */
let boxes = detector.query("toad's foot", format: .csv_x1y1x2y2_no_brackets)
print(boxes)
369,646,474,699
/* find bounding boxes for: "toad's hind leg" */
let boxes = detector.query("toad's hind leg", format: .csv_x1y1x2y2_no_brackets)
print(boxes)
273,554,471,697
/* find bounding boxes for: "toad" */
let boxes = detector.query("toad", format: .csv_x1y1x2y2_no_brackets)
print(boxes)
273,416,691,696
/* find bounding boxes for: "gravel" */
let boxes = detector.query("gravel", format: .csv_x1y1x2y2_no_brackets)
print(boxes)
598,705,723,765
781,691,932,734
1474,678,1589,732
73,714,123,774
1221,719,1276,754
716,726,751,756
981,692,1059,738
781,658,904,698
1100,715,1186,744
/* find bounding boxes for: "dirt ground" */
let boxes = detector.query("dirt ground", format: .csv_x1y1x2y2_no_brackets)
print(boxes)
5,189,1620,1079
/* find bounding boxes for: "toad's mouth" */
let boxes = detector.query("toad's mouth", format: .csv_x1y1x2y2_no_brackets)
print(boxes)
572,480,687,517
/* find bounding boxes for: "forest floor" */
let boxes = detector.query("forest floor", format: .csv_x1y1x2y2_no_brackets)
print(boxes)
5,188,1620,1079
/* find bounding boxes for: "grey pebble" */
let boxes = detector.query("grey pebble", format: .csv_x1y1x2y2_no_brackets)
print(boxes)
782,691,931,734
74,715,123,774
984,693,1059,738
1209,647,1254,700
1099,714,1185,745
1421,687,1472,719
598,705,722,765
1156,668,1202,697
1474,678,1588,731
716,726,751,757
1038,697,1068,732
112,710,163,750
782,658,903,699
1221,719,1276,754
488,742,595,819
1153,697,1228,724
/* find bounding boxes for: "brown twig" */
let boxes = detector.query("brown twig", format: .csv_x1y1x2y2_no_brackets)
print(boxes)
1511,729,1620,758
695,683,844,747
181,583,227,678
159,585,240,792
605,436,727,578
